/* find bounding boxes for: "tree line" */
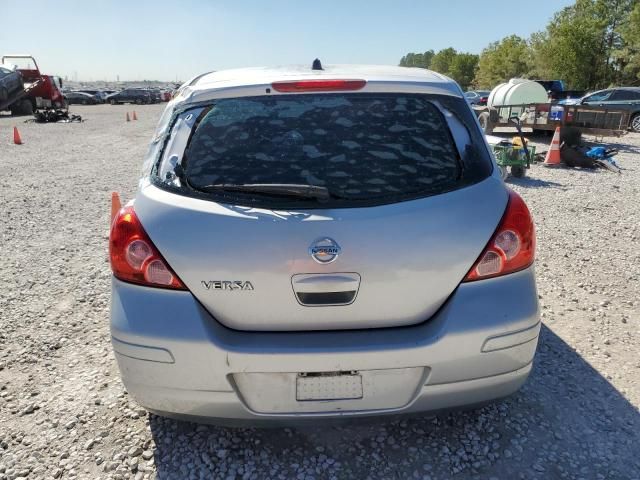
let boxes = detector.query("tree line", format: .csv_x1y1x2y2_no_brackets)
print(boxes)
399,0,640,91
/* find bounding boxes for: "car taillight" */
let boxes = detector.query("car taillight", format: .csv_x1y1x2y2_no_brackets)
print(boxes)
271,79,366,92
109,206,186,289
463,189,535,282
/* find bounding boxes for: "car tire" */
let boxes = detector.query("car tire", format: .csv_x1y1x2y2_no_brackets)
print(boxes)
511,165,526,178
631,113,640,133
478,111,494,134
10,99,34,116
135,99,142,105
82,100,88,105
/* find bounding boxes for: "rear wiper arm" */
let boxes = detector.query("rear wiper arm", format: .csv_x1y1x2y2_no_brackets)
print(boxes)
192,183,332,202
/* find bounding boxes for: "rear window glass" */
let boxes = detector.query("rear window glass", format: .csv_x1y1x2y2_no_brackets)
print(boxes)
155,93,492,208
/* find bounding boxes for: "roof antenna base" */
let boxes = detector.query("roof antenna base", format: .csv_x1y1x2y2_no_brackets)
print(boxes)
312,59,323,71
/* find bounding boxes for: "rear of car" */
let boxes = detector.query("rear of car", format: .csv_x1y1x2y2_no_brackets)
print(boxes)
465,90,490,106
134,89,153,104
476,90,490,106
110,65,539,423
149,89,162,103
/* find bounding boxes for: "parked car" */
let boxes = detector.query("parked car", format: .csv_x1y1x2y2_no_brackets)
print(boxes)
77,89,107,102
147,89,162,103
109,63,539,424
465,90,490,106
106,88,151,105
0,64,24,105
65,91,101,105
576,87,640,132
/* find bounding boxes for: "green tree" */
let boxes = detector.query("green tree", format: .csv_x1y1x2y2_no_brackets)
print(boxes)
530,0,636,89
429,48,458,75
596,0,636,85
616,0,640,84
474,35,532,89
399,48,478,89
399,50,434,69
448,53,479,90
530,2,604,89
399,1,640,90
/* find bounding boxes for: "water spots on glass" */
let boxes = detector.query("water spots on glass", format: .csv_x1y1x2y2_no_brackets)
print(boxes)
399,164,418,174
388,124,414,133
367,178,386,185
369,151,399,160
302,145,325,158
280,130,304,146
341,141,360,150
254,153,275,162
335,117,354,128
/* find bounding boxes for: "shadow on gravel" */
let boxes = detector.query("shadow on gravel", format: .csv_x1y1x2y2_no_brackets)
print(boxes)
507,176,564,189
148,325,640,479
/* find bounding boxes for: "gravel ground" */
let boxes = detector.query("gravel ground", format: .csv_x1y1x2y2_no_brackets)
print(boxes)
0,104,638,480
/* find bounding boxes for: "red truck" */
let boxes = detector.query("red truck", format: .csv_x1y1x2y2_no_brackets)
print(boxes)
1,54,66,115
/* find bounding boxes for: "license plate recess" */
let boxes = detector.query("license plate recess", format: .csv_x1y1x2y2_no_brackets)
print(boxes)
296,371,363,401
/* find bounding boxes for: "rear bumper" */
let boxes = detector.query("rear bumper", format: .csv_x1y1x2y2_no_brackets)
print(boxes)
110,267,540,423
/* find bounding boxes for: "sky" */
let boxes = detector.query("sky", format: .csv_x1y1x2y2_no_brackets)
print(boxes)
0,0,575,82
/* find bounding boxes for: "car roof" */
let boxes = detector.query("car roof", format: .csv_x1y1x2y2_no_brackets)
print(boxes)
615,86,640,91
174,64,462,105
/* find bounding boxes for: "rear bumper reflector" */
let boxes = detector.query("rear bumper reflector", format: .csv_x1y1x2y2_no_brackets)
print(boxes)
112,336,175,363
481,322,540,353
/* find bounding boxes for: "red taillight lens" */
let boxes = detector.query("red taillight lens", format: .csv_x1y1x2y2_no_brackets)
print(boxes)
109,206,186,290
463,190,535,282
271,79,366,93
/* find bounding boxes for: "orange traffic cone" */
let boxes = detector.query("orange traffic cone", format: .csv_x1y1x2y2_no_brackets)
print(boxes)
132,111,138,121
543,127,562,166
126,112,130,122
110,192,122,224
13,126,23,145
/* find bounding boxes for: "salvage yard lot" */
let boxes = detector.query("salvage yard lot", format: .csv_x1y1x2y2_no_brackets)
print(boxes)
0,104,638,479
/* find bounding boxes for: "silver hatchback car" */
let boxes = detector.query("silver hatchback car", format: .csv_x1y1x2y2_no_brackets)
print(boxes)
109,63,539,423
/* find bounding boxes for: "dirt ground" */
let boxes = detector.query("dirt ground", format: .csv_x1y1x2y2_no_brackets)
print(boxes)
0,104,638,480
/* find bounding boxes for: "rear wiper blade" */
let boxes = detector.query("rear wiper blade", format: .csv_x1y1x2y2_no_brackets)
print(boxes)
192,183,332,202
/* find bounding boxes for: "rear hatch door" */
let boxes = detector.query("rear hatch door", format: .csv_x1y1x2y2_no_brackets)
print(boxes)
136,90,504,331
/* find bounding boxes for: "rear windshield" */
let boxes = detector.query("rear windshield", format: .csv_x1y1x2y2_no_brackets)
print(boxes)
154,93,492,208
